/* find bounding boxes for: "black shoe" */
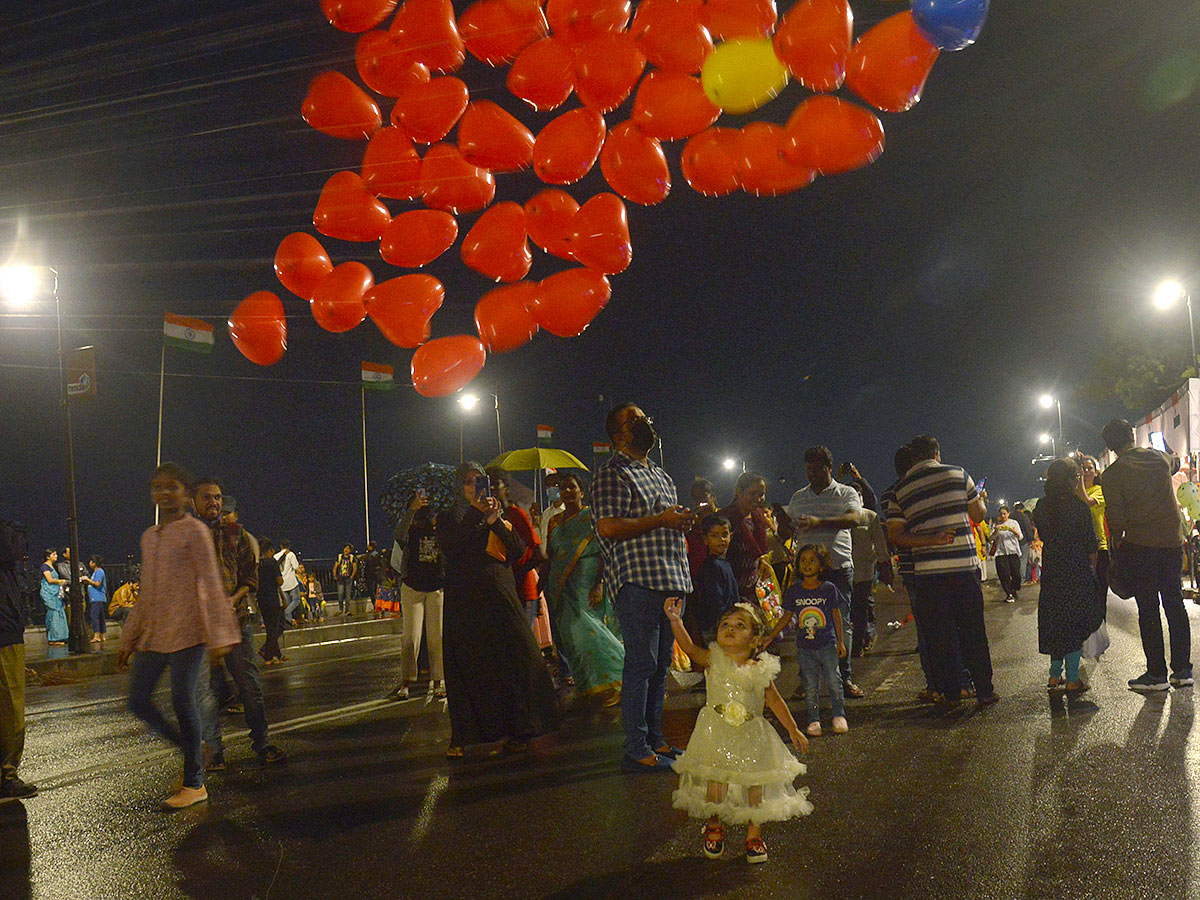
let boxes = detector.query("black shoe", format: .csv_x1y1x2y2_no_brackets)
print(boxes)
0,777,38,800
1128,673,1170,692
204,752,227,772
975,692,1001,709
259,745,288,764
654,745,684,760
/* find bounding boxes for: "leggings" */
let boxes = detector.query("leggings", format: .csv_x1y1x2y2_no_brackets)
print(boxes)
89,601,107,634
1050,651,1082,683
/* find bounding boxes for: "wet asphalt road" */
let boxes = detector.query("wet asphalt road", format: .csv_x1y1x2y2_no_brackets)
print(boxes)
4,583,1200,900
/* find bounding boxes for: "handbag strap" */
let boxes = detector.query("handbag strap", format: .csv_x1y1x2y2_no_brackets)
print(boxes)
555,534,594,598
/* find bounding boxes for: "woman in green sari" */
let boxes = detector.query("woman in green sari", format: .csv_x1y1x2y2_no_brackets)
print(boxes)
545,474,624,702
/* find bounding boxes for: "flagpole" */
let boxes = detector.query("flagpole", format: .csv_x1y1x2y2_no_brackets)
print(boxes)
155,341,165,525
361,384,370,547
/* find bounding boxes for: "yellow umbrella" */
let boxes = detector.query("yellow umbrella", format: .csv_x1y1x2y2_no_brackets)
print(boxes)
485,448,589,472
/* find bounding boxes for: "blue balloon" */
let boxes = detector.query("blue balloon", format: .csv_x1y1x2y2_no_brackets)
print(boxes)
911,0,989,51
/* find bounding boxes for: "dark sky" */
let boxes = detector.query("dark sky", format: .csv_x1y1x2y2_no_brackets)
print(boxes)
3,0,1198,565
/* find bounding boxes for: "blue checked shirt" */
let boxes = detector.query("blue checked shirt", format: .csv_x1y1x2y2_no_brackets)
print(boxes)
592,451,693,597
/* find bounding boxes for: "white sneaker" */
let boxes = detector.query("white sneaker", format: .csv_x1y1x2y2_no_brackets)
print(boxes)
390,684,409,699
806,721,822,737
831,716,849,734
162,785,208,810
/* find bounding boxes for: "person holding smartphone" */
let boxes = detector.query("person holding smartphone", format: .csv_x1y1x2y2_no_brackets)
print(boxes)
435,462,559,758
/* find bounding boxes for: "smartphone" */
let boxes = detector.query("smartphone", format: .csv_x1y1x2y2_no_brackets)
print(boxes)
416,488,426,500
976,476,987,493
473,473,491,500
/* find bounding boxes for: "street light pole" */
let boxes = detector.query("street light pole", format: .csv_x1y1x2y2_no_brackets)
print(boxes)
491,393,502,455
1187,291,1198,378
1054,398,1063,454
50,270,85,654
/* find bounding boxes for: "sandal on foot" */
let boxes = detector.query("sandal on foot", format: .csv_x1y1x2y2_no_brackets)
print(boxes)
745,837,768,864
445,746,464,759
1065,681,1089,694
1047,678,1066,692
703,823,725,859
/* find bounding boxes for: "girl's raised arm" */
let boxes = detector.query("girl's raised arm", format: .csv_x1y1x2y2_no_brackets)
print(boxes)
663,596,709,668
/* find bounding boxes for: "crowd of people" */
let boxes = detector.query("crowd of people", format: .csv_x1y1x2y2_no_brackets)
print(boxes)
0,408,1196,865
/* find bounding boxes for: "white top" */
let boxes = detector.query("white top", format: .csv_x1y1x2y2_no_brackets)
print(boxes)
539,502,565,540
991,519,1024,556
275,549,300,591
787,480,863,572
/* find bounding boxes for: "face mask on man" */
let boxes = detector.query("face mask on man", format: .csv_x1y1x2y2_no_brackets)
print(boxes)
547,486,561,504
630,418,657,455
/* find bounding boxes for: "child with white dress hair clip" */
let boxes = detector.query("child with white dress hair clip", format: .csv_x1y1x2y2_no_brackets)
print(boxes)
663,597,812,864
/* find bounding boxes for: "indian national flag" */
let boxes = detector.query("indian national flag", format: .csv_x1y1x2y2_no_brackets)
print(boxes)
537,425,554,447
163,313,214,353
593,442,611,466
361,361,394,390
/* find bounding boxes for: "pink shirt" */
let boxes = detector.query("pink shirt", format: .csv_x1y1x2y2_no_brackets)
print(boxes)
119,516,241,654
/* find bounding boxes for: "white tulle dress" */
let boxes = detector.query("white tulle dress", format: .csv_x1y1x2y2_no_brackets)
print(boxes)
672,645,814,825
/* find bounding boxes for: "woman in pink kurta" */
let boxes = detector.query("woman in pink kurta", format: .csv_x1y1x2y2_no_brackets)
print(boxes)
117,463,240,810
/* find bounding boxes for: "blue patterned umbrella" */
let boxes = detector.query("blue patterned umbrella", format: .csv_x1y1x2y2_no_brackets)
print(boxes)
381,463,458,526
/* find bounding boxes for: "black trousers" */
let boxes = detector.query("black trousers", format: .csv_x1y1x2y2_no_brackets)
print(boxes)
995,554,1022,597
912,570,995,699
1095,548,1110,607
1125,544,1191,679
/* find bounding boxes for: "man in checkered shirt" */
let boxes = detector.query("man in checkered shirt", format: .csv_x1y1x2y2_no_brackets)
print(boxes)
593,403,695,773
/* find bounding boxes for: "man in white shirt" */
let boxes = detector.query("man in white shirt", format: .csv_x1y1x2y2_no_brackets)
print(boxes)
539,470,565,540
787,446,868,697
275,540,302,626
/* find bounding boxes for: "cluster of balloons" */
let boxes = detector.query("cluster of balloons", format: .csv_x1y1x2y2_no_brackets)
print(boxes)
1179,481,1200,522
227,0,988,395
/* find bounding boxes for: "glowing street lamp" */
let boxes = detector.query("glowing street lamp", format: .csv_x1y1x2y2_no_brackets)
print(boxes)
0,264,86,654
1153,278,1199,379
722,457,745,474
1038,393,1063,452
1039,432,1056,456
456,391,502,461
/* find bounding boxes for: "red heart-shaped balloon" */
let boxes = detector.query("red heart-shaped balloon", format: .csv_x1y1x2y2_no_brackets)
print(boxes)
529,268,611,337
524,189,579,260
322,0,397,32
301,71,383,140
631,70,719,141
631,0,712,74
379,210,459,267
507,37,576,111
567,193,632,275
572,32,647,113
700,0,777,40
772,0,852,92
420,144,496,213
364,274,445,346
475,282,541,352
310,262,374,332
845,11,939,113
461,202,532,282
533,107,606,185
390,77,470,144
411,335,487,396
681,126,741,196
459,0,548,65
274,233,333,300
228,291,287,366
457,101,535,172
355,30,430,96
388,0,465,73
313,171,392,242
600,120,670,205
782,95,884,175
735,123,816,197
360,127,423,199
545,0,632,43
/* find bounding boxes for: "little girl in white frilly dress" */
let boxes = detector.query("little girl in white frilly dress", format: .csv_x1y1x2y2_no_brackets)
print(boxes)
664,597,812,864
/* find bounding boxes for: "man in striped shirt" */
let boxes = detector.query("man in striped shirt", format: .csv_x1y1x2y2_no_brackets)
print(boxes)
885,435,999,709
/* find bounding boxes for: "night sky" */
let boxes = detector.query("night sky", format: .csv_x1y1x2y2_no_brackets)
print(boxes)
3,0,1198,566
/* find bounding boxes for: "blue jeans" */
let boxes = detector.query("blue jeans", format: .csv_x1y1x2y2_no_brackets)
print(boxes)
282,586,302,625
798,643,844,722
613,584,676,760
829,567,853,682
128,644,206,789
197,621,270,756
336,578,353,614
89,601,107,635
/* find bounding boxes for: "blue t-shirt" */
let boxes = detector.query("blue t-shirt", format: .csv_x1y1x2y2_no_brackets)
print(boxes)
87,567,106,604
693,555,739,638
782,580,840,649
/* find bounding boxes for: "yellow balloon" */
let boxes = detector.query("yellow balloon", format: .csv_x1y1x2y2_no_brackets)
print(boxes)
701,39,790,115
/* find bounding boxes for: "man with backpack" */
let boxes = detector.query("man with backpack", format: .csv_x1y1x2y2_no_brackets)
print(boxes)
0,514,36,799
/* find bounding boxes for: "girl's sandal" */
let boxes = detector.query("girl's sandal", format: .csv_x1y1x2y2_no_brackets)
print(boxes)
703,823,725,859
1065,681,1089,694
745,837,768,864
445,746,464,759
1046,678,1066,692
